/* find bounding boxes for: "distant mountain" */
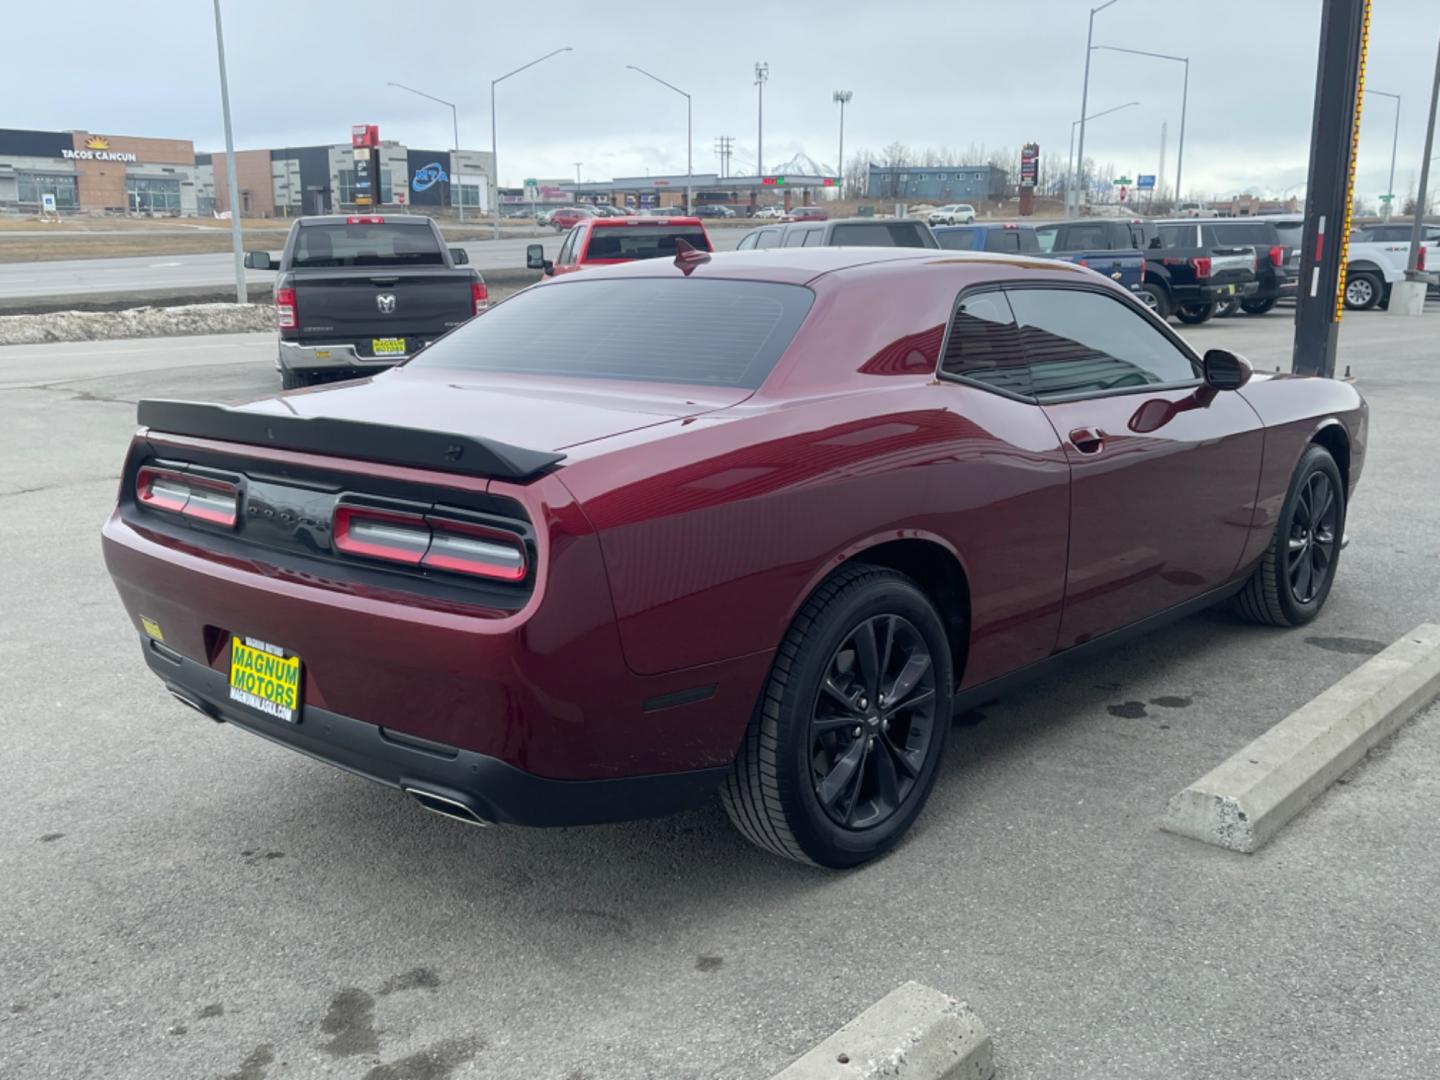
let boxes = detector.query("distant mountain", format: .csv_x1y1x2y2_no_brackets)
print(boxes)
768,151,834,177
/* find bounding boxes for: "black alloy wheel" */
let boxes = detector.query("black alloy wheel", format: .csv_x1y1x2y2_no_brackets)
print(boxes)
1240,296,1277,315
1234,444,1346,627
809,614,937,830
721,563,955,867
1287,469,1340,605
1175,302,1215,324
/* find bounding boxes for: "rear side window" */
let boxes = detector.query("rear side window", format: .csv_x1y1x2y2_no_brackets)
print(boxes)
936,228,977,250
1157,225,1196,249
940,291,1029,396
829,223,934,247
801,228,824,247
291,223,444,268
582,226,711,260
1204,222,1277,245
1033,225,1057,253
1062,223,1110,249
736,231,759,251
1007,287,1198,400
412,278,814,389
782,227,809,248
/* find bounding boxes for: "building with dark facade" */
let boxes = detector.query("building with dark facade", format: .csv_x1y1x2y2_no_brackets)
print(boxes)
865,163,1008,202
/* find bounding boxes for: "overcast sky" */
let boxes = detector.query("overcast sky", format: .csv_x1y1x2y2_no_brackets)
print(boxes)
2,0,1436,201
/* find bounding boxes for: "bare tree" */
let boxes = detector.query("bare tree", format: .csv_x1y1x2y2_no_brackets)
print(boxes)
844,150,871,200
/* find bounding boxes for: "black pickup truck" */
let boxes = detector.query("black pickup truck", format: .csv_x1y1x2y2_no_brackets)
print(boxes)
244,215,486,389
1033,218,1258,323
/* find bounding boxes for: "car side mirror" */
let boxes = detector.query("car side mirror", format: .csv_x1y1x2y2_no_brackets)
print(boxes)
449,247,469,265
1202,348,1252,391
526,243,553,275
243,251,274,270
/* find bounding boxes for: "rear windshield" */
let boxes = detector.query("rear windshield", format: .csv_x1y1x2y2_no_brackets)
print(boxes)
583,226,712,260
291,223,444,268
411,278,814,389
935,227,978,250
829,223,934,247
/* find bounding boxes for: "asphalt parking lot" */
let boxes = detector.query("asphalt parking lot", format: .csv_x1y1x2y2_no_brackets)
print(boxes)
2,309,1438,1080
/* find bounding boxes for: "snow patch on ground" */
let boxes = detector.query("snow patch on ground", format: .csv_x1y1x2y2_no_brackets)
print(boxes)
0,303,272,346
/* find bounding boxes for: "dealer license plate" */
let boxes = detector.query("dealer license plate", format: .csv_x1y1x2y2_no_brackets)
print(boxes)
372,337,407,356
228,636,302,723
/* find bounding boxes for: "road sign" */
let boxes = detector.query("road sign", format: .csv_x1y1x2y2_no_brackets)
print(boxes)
1378,193,1395,202
1115,176,1134,186
524,177,537,187
1119,186,1128,203
41,193,56,213
1137,174,1156,190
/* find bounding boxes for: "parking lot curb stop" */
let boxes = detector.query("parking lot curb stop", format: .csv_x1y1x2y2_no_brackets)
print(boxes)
769,981,993,1080
1162,623,1440,853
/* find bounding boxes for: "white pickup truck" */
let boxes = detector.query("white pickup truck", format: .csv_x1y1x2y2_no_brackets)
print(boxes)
1267,216,1438,310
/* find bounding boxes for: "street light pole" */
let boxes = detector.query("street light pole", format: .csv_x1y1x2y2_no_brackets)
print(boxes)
491,47,573,240
210,0,246,303
626,65,693,213
1074,0,1120,214
833,90,852,195
387,82,462,222
1091,45,1190,204
1404,34,1439,280
755,62,769,177
1067,101,1141,209
1366,90,1401,221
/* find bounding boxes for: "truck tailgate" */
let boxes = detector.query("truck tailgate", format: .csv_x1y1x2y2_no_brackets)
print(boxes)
1209,247,1257,285
292,269,474,341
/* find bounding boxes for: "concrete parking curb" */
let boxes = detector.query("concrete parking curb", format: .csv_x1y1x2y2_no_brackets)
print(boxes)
770,981,994,1080
1162,623,1440,853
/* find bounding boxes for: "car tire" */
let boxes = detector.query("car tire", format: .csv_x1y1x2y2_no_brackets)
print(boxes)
965,216,975,224
1233,444,1345,628
1240,296,1277,315
721,563,954,868
1215,298,1241,318
1134,283,1170,319
1343,270,1381,310
280,369,311,390
1175,302,1216,324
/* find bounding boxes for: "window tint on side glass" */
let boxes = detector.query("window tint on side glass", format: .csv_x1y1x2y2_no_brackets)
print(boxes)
984,230,1020,253
1033,226,1057,253
936,228,978,250
1157,225,1192,249
1006,287,1197,400
939,291,1030,397
736,232,758,250
801,228,824,247
782,228,809,248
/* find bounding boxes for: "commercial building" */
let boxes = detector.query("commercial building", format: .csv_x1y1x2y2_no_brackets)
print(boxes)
865,164,1008,202
0,126,492,218
198,144,494,217
563,172,837,213
0,128,200,214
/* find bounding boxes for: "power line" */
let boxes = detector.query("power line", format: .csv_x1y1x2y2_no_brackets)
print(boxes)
713,135,734,178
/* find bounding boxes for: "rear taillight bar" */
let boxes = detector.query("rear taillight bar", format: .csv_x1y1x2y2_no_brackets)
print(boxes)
346,215,384,224
1190,256,1212,280
472,281,489,316
275,286,297,330
1269,245,1285,268
331,504,527,582
136,466,239,528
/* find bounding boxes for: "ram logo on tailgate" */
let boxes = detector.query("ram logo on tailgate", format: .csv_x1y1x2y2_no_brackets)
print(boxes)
376,293,397,313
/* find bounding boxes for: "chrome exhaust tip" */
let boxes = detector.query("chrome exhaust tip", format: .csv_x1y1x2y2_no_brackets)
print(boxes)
403,786,492,828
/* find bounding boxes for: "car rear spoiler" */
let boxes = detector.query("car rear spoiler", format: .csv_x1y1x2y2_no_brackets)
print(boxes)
136,399,565,480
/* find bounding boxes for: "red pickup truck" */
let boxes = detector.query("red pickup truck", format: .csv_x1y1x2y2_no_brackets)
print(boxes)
527,217,713,276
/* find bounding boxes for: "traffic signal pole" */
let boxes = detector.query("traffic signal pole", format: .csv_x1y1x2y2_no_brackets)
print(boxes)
1292,0,1371,377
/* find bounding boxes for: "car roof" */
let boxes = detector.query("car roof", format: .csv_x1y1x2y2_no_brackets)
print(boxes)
585,215,703,227
294,215,431,226
536,246,1088,288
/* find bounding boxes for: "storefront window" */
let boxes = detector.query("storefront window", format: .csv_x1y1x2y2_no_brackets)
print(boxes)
458,183,481,207
127,176,182,213
337,169,393,205
18,172,77,208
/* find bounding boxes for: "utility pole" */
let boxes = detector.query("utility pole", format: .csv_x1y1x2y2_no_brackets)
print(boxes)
1366,90,1401,221
714,136,734,178
211,0,246,303
833,90,852,194
1074,0,1120,214
1394,29,1438,314
1293,0,1371,376
1157,121,1167,209
574,162,582,183
754,62,769,176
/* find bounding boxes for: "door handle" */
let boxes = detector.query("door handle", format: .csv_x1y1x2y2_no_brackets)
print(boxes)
1069,427,1105,454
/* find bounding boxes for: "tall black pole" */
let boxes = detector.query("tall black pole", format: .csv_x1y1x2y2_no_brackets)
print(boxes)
1293,0,1371,378
1403,33,1439,279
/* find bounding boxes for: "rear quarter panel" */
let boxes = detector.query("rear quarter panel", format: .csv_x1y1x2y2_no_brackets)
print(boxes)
1234,374,1368,571
557,260,1076,684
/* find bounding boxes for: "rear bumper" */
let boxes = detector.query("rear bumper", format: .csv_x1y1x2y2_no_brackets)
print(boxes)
141,637,727,826
278,340,415,374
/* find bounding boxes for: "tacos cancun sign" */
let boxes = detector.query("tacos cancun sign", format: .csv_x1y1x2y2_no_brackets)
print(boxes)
62,138,137,163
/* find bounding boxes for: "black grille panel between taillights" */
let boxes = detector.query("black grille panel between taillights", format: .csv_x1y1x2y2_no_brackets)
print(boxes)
125,453,536,606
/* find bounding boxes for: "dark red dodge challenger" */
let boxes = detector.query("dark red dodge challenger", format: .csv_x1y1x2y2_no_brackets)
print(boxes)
103,247,1366,867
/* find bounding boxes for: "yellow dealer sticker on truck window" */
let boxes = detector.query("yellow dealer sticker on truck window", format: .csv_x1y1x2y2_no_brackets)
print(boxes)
228,636,302,723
